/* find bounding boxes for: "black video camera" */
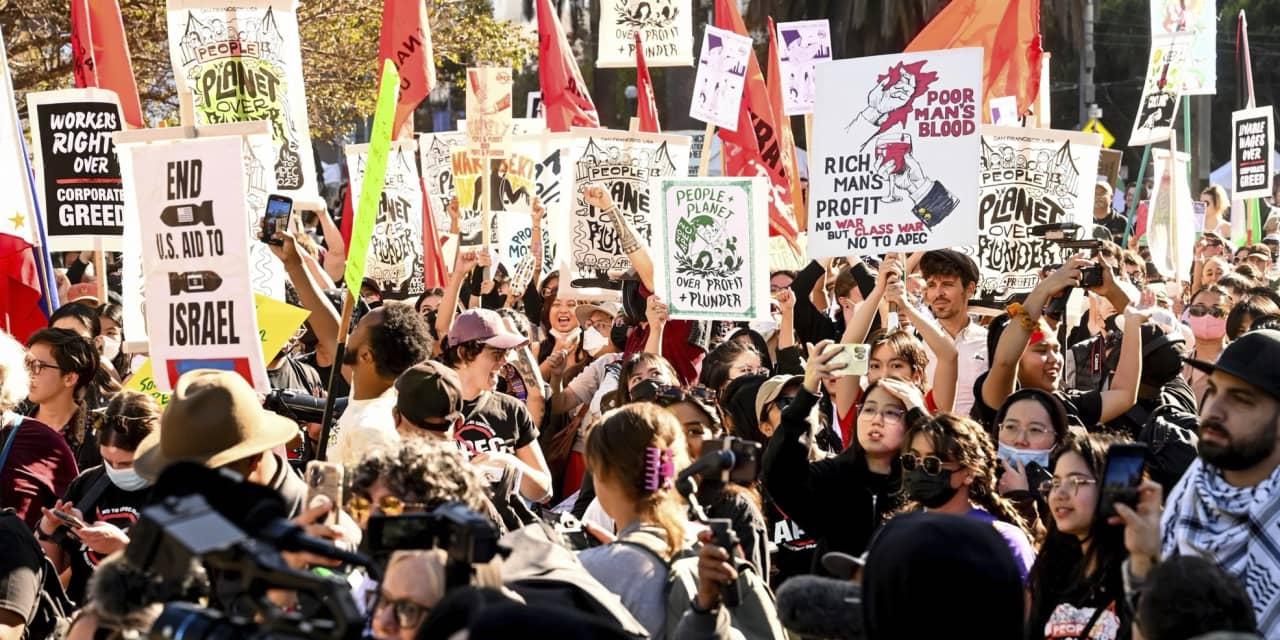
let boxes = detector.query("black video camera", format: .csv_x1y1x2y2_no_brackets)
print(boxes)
365,501,507,590
263,388,348,425
1029,222,1105,321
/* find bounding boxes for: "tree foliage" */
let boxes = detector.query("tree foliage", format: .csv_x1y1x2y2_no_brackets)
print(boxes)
0,0,534,139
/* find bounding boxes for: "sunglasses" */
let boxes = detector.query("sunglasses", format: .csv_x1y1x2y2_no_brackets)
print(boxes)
1187,304,1228,319
346,494,429,521
900,452,950,476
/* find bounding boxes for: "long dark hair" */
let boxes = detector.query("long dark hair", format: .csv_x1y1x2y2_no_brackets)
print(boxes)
1026,433,1131,638
98,302,131,379
26,328,101,444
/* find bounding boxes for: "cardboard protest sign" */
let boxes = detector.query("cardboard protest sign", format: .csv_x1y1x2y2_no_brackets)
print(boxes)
117,134,268,392
1097,149,1123,186
1148,145,1195,278
1129,34,1190,147
559,128,691,300
465,67,514,159
345,140,426,300
1232,106,1275,200
124,293,309,406
597,0,692,68
807,48,982,258
27,89,125,251
653,177,769,321
1150,0,1215,95
776,20,832,116
167,0,322,208
690,26,751,130
966,126,1102,309
451,133,564,249
241,128,286,300
418,131,466,239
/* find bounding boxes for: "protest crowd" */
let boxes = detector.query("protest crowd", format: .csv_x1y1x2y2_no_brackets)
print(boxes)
3,0,1280,639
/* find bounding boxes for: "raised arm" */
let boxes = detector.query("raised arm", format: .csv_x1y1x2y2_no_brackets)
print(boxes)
314,206,347,283
271,230,341,360
834,256,896,419
886,281,958,412
1097,293,1150,424
644,294,668,356
437,249,480,345
582,186,654,292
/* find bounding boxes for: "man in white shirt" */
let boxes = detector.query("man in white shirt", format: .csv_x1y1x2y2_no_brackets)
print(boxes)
918,250,988,416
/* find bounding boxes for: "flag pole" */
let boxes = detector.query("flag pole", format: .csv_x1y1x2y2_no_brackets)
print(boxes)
93,238,108,305
315,291,354,461
1122,144,1153,247
697,122,716,177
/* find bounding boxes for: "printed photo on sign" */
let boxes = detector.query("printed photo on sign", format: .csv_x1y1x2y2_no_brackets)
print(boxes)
776,20,832,116
345,140,426,300
167,1,321,208
1150,0,1215,95
465,67,514,159
1232,106,1275,200
965,126,1102,309
559,128,691,300
653,177,769,322
27,89,125,251
118,133,268,392
690,26,752,130
1129,34,1190,147
807,47,982,259
418,131,466,239
597,0,693,68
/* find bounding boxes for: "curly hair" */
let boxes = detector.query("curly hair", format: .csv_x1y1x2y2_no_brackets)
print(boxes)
585,403,691,559
347,438,490,514
364,302,433,379
902,413,1030,538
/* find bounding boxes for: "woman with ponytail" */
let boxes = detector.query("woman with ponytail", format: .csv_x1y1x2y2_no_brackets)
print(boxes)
23,327,106,470
578,403,692,639
898,412,1037,582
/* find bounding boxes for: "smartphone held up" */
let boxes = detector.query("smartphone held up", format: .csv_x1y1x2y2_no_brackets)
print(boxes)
260,194,294,245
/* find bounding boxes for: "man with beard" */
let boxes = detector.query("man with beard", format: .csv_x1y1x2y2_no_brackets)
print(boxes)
1157,329,1280,634
918,249,987,415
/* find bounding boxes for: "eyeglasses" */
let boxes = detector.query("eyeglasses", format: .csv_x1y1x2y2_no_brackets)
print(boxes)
858,404,905,424
998,422,1054,442
1188,304,1228,319
23,358,63,376
369,593,431,629
1039,476,1098,496
346,494,429,521
900,452,950,476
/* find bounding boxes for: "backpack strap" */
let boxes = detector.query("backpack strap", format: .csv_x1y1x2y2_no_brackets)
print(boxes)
614,526,672,566
0,415,24,472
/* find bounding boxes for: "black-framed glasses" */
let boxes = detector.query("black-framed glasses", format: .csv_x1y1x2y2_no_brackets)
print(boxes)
23,358,63,376
900,452,947,476
1187,304,1228,319
368,592,431,628
1039,476,1098,496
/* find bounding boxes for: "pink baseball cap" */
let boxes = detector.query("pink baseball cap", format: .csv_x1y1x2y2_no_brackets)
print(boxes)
446,308,529,349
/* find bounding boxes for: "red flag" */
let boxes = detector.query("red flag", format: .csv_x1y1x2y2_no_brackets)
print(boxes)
634,32,660,133
378,0,436,135
536,0,599,132
765,18,806,232
905,0,1042,121
419,178,447,289
69,0,144,129
713,0,799,242
339,180,354,247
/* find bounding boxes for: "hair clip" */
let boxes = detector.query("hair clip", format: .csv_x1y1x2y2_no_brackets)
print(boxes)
643,446,676,492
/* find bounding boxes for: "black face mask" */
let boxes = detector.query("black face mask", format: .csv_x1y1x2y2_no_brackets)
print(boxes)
905,468,959,508
610,324,630,350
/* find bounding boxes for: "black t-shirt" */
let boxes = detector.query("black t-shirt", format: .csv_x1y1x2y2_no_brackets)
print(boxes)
971,372,1103,431
1092,210,1129,241
267,355,325,396
299,351,348,399
0,510,43,625
763,491,816,590
59,466,150,604
455,390,538,459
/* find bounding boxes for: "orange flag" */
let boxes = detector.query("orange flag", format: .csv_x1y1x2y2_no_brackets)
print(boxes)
70,0,144,129
377,0,436,135
634,33,660,133
906,0,1042,121
766,17,806,232
712,0,799,242
537,0,599,132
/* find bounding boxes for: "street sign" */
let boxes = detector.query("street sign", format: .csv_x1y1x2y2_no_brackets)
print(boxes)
1082,118,1116,148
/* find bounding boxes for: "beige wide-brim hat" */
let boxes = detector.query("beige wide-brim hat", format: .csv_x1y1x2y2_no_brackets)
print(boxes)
133,369,298,482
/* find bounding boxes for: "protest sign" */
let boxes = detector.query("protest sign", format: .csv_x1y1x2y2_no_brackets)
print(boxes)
1148,144,1195,279
690,26,751,130
460,117,547,137
807,48,982,259
124,293,309,406
653,177,769,321
988,96,1020,126
167,0,321,209
776,20,831,116
1150,0,1215,95
345,140,426,300
241,129,286,300
496,211,554,276
966,126,1102,309
117,133,268,392
465,67,514,159
1231,106,1274,200
769,234,806,272
1129,34,1190,147
1097,148,1123,186
559,128,691,300
452,133,564,249
597,0,692,68
526,91,543,119
27,89,125,251
345,62,400,295
418,131,466,239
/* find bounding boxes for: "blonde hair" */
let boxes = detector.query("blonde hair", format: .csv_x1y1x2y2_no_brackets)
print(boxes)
585,404,690,558
385,548,504,607
0,330,29,411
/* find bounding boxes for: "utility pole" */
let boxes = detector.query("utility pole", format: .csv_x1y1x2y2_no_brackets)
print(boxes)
1079,0,1096,127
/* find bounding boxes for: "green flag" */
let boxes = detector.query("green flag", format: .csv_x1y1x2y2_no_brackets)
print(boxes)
344,60,400,294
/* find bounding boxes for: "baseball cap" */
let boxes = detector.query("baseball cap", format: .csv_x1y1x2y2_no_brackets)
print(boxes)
395,361,464,429
575,301,621,326
755,375,803,423
1184,329,1280,401
446,308,529,349
1264,233,1280,244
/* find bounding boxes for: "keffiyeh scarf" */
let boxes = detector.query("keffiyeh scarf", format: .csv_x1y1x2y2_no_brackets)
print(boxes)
1162,458,1280,636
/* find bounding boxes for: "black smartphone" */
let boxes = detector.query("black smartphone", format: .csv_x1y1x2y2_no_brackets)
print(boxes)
260,194,293,245
1096,443,1149,521
1079,263,1104,288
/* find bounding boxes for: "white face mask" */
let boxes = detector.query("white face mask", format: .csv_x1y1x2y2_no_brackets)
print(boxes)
104,462,149,492
748,318,779,342
100,335,121,361
581,326,609,356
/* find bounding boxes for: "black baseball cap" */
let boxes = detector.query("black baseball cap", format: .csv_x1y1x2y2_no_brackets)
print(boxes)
394,361,464,430
1184,329,1280,401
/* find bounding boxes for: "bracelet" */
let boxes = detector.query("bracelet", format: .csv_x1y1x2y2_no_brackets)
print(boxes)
1004,302,1037,332
36,526,59,542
